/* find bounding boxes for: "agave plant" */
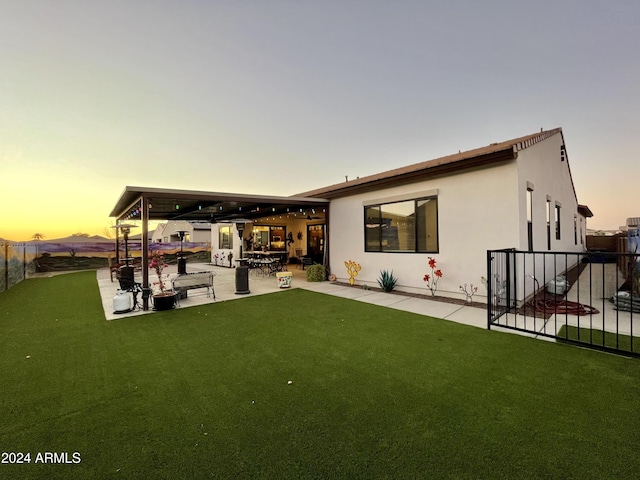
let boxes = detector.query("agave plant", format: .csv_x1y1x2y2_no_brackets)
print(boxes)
377,269,398,292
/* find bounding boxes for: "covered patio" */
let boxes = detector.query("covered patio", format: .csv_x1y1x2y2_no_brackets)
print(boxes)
109,186,329,311
98,261,311,320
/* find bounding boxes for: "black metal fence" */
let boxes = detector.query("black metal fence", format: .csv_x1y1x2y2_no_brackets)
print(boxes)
487,249,640,358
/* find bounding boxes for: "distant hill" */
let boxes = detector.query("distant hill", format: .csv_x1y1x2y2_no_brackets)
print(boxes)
1,235,114,244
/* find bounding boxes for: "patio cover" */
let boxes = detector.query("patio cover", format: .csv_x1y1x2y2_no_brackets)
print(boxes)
110,186,329,310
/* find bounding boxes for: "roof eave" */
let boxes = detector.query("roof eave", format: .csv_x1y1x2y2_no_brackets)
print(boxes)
578,204,594,218
302,148,517,199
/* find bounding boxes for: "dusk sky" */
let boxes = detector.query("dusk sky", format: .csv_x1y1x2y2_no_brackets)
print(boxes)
1,0,638,241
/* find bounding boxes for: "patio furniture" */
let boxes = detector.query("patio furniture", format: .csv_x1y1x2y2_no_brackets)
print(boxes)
301,256,313,270
109,260,124,282
172,271,216,304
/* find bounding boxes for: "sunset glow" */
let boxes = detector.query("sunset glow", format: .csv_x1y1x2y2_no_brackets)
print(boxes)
2,1,639,241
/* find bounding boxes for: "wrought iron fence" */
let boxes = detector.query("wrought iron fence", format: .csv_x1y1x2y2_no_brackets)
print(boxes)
487,249,640,358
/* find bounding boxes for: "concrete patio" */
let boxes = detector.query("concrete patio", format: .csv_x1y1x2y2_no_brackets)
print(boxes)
97,262,488,328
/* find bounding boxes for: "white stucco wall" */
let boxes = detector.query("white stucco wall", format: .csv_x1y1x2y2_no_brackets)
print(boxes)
513,133,587,301
152,220,212,243
516,132,584,253
210,223,239,267
328,161,520,302
328,133,588,302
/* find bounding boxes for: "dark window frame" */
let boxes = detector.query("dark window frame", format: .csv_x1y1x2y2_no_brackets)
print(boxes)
363,195,439,253
527,188,534,252
252,225,287,251
546,198,552,251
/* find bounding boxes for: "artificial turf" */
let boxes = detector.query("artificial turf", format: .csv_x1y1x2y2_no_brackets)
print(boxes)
1,271,640,479
557,324,640,355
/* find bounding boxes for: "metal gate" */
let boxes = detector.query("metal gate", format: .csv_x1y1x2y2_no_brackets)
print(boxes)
487,249,640,358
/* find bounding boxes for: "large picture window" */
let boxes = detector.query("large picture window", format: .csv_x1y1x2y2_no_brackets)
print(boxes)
251,225,286,251
364,196,438,253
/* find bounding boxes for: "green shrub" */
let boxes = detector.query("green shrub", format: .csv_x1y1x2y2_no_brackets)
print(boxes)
305,263,326,282
377,269,398,292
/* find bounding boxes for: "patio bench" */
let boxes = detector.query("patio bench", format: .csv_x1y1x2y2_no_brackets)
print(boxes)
172,271,216,304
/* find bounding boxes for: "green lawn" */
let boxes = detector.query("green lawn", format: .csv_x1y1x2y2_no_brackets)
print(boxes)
558,324,640,355
1,272,640,479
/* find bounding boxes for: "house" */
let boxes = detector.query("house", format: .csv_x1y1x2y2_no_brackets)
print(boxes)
152,220,212,244
111,128,592,310
293,127,591,301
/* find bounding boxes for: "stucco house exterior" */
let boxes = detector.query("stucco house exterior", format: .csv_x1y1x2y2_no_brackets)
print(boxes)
111,127,592,310
292,127,592,302
152,220,212,244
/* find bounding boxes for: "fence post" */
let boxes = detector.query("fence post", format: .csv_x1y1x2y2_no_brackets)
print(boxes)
487,250,493,330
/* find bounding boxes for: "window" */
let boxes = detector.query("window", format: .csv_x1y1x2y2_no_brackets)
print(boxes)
365,206,381,251
251,225,286,251
546,197,552,250
219,225,233,249
364,196,438,253
555,205,561,240
527,188,533,251
574,215,578,245
270,226,286,251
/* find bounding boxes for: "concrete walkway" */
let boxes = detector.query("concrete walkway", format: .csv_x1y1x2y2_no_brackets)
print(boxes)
98,262,487,328
302,281,487,328
496,263,637,339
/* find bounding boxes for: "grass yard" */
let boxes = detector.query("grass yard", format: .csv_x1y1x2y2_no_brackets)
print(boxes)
1,272,640,479
558,324,640,355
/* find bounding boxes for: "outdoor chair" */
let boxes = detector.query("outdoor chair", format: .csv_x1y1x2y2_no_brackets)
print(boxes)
248,258,263,276
301,256,313,270
109,257,124,282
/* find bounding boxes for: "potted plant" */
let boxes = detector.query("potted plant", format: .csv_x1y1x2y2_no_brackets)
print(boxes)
149,252,176,310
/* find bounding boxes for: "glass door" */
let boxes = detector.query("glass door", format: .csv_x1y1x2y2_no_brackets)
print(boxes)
307,225,325,263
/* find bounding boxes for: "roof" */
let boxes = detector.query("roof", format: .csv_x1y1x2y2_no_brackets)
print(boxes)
297,128,564,199
110,186,329,223
578,205,594,218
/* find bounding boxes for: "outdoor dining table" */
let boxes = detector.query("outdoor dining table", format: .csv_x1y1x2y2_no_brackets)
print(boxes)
255,258,277,276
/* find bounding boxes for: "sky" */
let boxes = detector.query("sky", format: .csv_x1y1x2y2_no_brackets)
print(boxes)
1,0,638,241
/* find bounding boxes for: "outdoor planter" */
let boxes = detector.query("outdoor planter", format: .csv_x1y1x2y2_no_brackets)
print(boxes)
152,292,176,311
276,271,292,288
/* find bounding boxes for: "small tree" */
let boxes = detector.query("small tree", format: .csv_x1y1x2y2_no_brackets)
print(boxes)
32,233,44,272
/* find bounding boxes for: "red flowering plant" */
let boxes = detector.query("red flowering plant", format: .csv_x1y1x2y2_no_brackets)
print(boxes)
423,256,443,296
149,252,171,295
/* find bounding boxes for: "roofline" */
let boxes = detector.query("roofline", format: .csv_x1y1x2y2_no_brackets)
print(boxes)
578,204,594,218
298,148,518,199
110,186,329,218
297,128,563,199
